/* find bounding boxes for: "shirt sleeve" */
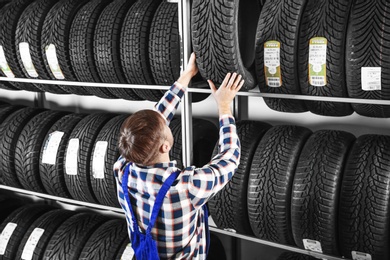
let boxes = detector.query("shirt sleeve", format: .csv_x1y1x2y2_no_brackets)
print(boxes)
154,81,186,125
183,114,241,208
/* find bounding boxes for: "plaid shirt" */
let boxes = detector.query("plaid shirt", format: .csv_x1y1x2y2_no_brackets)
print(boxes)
114,82,240,259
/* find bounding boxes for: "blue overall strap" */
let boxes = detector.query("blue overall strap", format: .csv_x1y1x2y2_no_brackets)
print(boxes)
122,163,140,234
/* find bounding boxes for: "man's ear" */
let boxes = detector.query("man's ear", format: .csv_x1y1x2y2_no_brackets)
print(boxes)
160,140,171,153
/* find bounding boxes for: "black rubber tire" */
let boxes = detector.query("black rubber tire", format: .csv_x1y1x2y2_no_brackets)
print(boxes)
120,0,162,102
0,107,44,188
208,233,227,260
298,0,353,116
15,209,76,260
14,111,68,193
15,0,65,94
0,197,25,224
41,0,91,95
39,113,86,198
247,125,312,245
255,0,308,113
0,0,41,92
113,239,132,260
291,130,355,256
339,135,390,260
168,118,183,168
69,0,117,99
346,1,390,118
208,120,272,235
93,0,140,100
0,204,53,260
91,114,127,207
277,252,316,260
79,219,128,260
191,0,262,90
42,213,108,260
64,113,113,203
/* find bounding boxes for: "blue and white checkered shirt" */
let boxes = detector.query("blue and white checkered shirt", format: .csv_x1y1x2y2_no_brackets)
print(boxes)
114,82,241,259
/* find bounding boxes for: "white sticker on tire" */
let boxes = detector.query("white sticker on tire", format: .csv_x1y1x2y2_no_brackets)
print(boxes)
65,138,79,175
121,244,134,260
0,223,17,255
361,67,381,91
21,228,45,260
45,44,65,80
309,37,327,87
264,41,282,87
42,131,65,165
352,251,372,260
19,42,39,78
303,239,323,253
92,141,108,179
0,46,15,78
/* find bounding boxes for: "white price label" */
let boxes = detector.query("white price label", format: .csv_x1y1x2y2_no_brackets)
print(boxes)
361,67,381,91
0,46,15,78
0,223,17,255
309,37,327,87
303,239,323,253
264,46,280,69
21,228,45,260
352,251,372,260
92,141,108,179
19,42,38,78
264,41,282,88
45,44,65,80
42,131,65,165
65,138,79,175
121,244,134,260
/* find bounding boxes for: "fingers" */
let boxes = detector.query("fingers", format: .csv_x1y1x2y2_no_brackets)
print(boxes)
207,80,217,94
220,73,231,88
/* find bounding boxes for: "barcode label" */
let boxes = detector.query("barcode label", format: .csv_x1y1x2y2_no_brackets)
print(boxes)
352,251,372,260
267,77,281,88
303,239,323,253
309,37,327,87
361,67,381,91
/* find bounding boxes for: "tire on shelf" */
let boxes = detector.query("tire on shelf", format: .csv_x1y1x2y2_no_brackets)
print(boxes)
15,0,67,94
93,0,141,100
208,233,227,260
0,204,53,260
64,113,113,203
191,0,263,90
114,239,132,260
14,110,68,193
247,125,312,245
208,120,272,235
39,113,86,198
120,0,162,102
255,0,308,113
79,219,128,260
0,107,44,188
0,0,42,92
276,252,317,260
91,114,127,207
291,130,355,256
69,0,117,99
42,213,108,260
298,0,353,116
41,0,92,95
346,0,390,118
0,196,25,224
339,135,390,260
15,209,76,260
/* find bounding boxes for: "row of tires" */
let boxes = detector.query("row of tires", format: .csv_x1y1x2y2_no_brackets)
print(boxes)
208,121,390,260
192,0,390,118
0,103,218,207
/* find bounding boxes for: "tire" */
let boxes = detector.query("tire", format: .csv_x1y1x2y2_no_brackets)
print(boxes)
208,234,227,260
0,197,25,224
41,0,91,95
15,209,76,260
93,0,140,100
69,0,117,99
79,219,128,260
0,204,53,260
39,113,86,198
0,107,44,188
247,125,312,245
191,0,263,90
114,239,132,260
0,0,42,92
91,114,127,207
64,113,113,203
120,0,162,102
291,130,355,256
298,0,353,116
14,111,68,193
277,252,316,260
255,0,308,113
42,213,108,260
339,135,390,260
208,120,272,235
15,0,66,94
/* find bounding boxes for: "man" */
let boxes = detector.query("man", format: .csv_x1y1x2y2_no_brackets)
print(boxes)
114,53,242,259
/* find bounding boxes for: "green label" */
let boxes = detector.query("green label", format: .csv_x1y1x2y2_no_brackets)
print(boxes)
264,41,282,87
308,37,327,87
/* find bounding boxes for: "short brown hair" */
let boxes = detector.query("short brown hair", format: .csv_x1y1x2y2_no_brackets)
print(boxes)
118,110,166,165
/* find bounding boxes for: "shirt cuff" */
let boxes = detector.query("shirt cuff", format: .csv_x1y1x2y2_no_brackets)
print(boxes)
219,114,235,127
170,82,187,99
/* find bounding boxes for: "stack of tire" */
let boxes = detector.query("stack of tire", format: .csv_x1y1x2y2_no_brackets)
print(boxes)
0,103,218,207
192,0,390,118
208,121,390,260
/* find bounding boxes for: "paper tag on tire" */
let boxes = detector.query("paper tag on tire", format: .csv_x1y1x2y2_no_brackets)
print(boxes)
351,251,372,260
303,239,323,253
264,41,282,87
121,244,134,260
0,46,15,78
92,141,108,179
65,138,79,175
309,37,327,87
21,228,45,260
19,42,39,78
0,223,17,255
361,67,381,91
45,44,65,80
42,131,64,165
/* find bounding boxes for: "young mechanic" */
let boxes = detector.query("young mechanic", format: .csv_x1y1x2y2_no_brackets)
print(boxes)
114,53,243,259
